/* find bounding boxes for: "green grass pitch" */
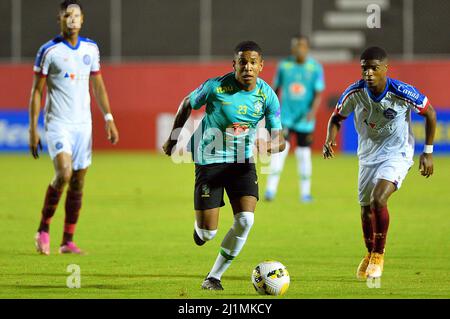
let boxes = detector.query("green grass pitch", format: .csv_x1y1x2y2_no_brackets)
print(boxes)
0,152,449,299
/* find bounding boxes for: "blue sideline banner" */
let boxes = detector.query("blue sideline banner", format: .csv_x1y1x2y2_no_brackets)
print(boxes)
342,108,450,154
0,109,47,152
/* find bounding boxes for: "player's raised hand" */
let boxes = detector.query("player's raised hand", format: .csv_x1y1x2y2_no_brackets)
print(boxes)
162,139,177,156
29,129,42,159
106,121,119,145
323,140,337,159
419,153,433,178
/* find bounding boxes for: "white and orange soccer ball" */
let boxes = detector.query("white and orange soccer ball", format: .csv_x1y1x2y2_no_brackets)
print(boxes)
251,260,290,296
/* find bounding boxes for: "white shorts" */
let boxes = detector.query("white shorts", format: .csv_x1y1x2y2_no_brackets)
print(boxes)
45,121,92,170
358,158,413,206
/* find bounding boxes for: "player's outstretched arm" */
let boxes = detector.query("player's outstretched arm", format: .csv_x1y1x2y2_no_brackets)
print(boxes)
28,74,46,159
90,74,119,145
419,104,436,178
162,96,192,156
323,114,344,159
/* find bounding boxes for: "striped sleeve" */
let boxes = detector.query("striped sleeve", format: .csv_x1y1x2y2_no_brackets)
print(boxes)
334,81,364,118
33,41,56,77
390,81,429,114
89,41,101,74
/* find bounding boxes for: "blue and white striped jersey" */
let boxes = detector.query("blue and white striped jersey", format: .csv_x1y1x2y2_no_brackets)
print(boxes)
335,78,430,165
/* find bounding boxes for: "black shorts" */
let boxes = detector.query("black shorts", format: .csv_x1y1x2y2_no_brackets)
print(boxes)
285,129,313,147
194,162,259,210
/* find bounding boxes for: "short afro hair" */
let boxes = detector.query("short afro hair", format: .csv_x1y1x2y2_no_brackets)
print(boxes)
234,41,263,56
292,33,309,43
360,46,387,61
60,0,83,12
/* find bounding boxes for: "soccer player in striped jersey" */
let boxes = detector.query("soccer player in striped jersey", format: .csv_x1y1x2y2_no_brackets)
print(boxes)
29,0,119,255
323,47,436,279
163,41,285,290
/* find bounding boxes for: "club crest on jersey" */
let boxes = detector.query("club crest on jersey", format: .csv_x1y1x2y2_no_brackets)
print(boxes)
383,108,397,120
55,142,63,150
252,100,263,116
83,54,91,65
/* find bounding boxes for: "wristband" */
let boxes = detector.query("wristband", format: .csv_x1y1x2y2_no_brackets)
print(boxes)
423,145,433,154
104,113,114,122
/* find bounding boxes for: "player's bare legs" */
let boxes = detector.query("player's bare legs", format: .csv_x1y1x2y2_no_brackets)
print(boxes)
357,205,373,279
366,179,396,278
51,152,73,190
194,208,220,246
230,195,257,215
35,152,72,255
202,196,256,290
59,168,87,254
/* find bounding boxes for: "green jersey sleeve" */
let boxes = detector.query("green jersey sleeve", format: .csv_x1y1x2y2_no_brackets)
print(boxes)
189,79,215,110
265,88,282,130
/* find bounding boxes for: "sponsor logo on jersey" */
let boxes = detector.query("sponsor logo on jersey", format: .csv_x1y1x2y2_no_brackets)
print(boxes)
231,122,250,136
289,83,305,96
397,85,419,100
64,72,89,81
216,86,234,94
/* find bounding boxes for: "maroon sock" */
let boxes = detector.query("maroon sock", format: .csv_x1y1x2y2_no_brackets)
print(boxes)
62,190,83,244
38,185,63,233
371,206,390,254
361,212,374,253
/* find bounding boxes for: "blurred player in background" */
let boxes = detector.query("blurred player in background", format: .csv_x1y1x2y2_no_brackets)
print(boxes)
163,41,285,290
323,46,436,279
29,0,119,255
265,35,325,203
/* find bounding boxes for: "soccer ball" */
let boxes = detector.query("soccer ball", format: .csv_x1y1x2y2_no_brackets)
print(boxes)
251,260,290,296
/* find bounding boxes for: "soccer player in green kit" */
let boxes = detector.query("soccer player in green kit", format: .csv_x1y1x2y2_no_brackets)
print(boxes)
163,41,286,290
265,35,325,202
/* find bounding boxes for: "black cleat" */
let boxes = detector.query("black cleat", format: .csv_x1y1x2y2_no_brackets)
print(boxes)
201,276,224,290
193,229,206,246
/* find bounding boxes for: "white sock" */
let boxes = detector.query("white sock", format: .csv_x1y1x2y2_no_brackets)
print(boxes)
208,212,254,280
265,141,290,195
194,221,217,241
295,146,312,197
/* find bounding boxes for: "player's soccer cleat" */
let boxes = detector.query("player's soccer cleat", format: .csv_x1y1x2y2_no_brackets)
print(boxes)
264,190,275,201
59,242,84,254
356,252,372,280
193,229,206,246
201,276,224,290
35,231,50,255
301,195,313,203
366,252,384,278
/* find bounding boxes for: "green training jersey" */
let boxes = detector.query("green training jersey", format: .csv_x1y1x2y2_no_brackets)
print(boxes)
273,56,325,133
188,72,282,165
